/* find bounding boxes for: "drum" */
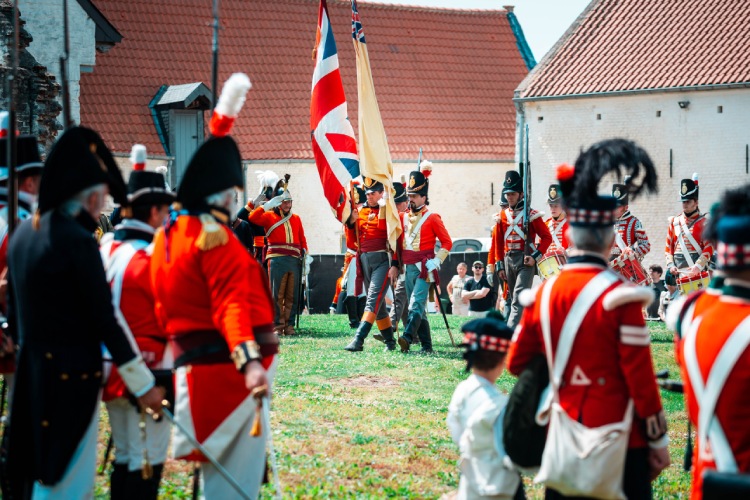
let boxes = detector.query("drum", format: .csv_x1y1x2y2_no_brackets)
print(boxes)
677,271,711,295
611,255,649,286
538,249,567,280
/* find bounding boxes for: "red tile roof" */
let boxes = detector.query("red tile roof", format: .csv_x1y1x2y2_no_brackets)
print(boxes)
518,0,750,99
80,0,530,161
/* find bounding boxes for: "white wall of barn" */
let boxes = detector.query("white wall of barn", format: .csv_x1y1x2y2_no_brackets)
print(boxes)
243,160,516,255
517,88,750,271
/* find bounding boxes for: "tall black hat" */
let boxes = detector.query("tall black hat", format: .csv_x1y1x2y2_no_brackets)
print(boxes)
502,170,522,194
0,135,44,181
547,184,562,204
612,178,630,206
680,173,699,201
362,177,384,194
460,311,514,371
393,181,407,203
38,127,127,214
177,136,243,207
352,185,366,205
557,139,657,227
127,170,175,207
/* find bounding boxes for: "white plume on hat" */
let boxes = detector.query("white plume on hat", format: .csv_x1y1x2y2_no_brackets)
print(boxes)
130,144,147,164
692,172,699,185
215,73,252,118
155,165,170,190
419,160,433,171
255,170,280,194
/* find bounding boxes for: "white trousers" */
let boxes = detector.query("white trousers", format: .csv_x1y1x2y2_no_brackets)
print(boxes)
201,357,279,500
32,404,100,500
106,396,170,471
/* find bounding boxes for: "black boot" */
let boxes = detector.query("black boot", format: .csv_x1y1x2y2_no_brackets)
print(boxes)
110,463,129,500
380,327,396,351
345,296,358,328
126,464,163,500
344,321,373,351
398,312,422,353
417,319,434,354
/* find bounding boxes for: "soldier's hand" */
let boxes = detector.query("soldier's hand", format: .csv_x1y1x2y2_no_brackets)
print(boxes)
244,360,268,394
388,266,399,286
647,445,670,481
523,255,535,267
669,266,678,276
251,192,266,208
138,386,165,417
499,270,507,281
263,195,284,212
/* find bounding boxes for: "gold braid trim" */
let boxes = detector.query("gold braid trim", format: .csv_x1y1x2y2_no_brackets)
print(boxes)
195,213,228,251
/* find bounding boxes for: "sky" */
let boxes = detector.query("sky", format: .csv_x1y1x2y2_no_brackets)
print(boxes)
364,0,592,61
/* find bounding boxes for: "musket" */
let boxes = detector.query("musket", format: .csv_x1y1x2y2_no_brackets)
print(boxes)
156,406,252,500
522,124,531,257
431,283,455,347
211,0,220,108
59,0,73,130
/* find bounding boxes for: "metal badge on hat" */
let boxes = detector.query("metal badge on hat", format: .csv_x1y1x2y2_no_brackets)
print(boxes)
614,187,621,199
409,176,415,188
682,182,688,195
549,186,558,199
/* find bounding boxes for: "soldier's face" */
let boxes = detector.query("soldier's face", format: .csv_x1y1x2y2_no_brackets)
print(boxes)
549,203,561,218
505,192,521,207
281,200,293,214
682,199,698,214
396,201,408,213
365,190,383,206
408,193,426,211
614,205,628,218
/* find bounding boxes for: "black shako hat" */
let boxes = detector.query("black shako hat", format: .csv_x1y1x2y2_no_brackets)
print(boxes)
362,177,384,194
39,127,127,214
407,170,428,196
0,135,44,181
547,184,562,204
127,170,175,207
352,185,366,205
612,182,629,206
680,174,699,201
502,170,522,194
177,136,243,207
393,182,407,203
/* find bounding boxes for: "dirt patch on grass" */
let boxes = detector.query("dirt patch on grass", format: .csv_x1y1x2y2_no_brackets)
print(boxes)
338,375,400,388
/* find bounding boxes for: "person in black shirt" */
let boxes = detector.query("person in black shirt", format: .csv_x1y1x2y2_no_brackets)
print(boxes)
462,261,493,318
647,264,666,320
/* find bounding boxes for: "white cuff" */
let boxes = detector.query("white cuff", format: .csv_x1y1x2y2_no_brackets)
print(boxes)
118,355,156,397
648,433,670,449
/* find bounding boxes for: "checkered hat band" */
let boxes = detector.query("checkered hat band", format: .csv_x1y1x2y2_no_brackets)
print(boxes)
462,332,510,353
717,242,750,268
568,207,615,225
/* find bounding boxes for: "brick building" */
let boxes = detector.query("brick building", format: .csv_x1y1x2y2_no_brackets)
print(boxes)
73,0,533,253
514,0,750,271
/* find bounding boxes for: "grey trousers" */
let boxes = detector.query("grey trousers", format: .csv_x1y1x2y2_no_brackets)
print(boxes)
405,264,431,318
268,255,301,327
504,251,535,329
389,275,408,330
360,252,391,322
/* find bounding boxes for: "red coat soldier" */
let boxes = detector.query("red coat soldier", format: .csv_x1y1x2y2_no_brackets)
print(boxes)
544,183,570,253
610,180,651,284
665,173,713,280
508,139,669,499
150,73,278,499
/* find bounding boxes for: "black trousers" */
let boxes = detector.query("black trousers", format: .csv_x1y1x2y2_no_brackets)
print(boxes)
545,448,651,500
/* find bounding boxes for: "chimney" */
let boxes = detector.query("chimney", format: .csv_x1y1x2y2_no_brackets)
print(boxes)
503,5,515,12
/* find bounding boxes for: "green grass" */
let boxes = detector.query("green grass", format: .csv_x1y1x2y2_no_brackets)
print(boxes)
89,316,690,499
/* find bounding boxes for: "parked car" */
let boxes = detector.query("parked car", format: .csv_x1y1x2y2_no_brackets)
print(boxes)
449,237,491,253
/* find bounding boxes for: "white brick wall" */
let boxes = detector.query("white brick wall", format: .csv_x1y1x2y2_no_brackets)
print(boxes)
20,0,96,125
518,88,750,271
243,160,515,254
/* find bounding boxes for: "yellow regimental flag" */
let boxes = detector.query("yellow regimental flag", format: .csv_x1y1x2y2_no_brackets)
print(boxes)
351,0,402,251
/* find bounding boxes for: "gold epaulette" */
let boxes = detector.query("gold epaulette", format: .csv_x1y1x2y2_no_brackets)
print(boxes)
195,213,228,251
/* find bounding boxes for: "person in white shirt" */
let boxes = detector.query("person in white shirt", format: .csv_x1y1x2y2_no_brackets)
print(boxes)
447,262,471,316
447,313,524,499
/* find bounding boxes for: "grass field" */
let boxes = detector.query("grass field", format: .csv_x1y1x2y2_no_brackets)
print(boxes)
92,315,691,499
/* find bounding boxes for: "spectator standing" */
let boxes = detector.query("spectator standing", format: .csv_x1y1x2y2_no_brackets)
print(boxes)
647,264,666,319
462,261,492,318
447,262,471,316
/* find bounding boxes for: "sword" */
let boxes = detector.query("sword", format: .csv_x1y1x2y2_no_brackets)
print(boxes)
431,283,455,347
154,406,252,500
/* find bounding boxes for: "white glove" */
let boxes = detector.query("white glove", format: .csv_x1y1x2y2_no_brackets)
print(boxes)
487,273,494,287
252,192,267,208
425,257,441,272
263,195,284,211
304,254,313,276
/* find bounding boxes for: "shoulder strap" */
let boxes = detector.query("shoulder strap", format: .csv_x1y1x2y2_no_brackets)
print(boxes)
684,315,750,472
405,211,432,248
676,216,701,266
266,212,293,238
541,271,620,397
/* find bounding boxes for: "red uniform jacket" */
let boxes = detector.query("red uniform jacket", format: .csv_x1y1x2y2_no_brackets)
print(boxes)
346,204,391,254
545,215,570,253
676,283,750,500
508,256,665,448
489,205,552,264
100,223,168,402
665,211,713,270
248,206,307,259
611,211,650,260
399,207,452,270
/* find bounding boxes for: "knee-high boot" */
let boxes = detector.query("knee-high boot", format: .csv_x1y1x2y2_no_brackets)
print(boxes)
380,326,396,351
344,321,373,352
398,311,422,352
110,463,129,500
417,319,433,353
126,464,163,500
345,296,359,328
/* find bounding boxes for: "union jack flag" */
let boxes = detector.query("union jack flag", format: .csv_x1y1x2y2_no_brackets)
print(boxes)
351,0,365,43
311,0,359,222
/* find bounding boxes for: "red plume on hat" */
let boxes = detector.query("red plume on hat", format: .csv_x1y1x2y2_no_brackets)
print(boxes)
130,144,147,171
208,73,252,138
692,172,699,186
